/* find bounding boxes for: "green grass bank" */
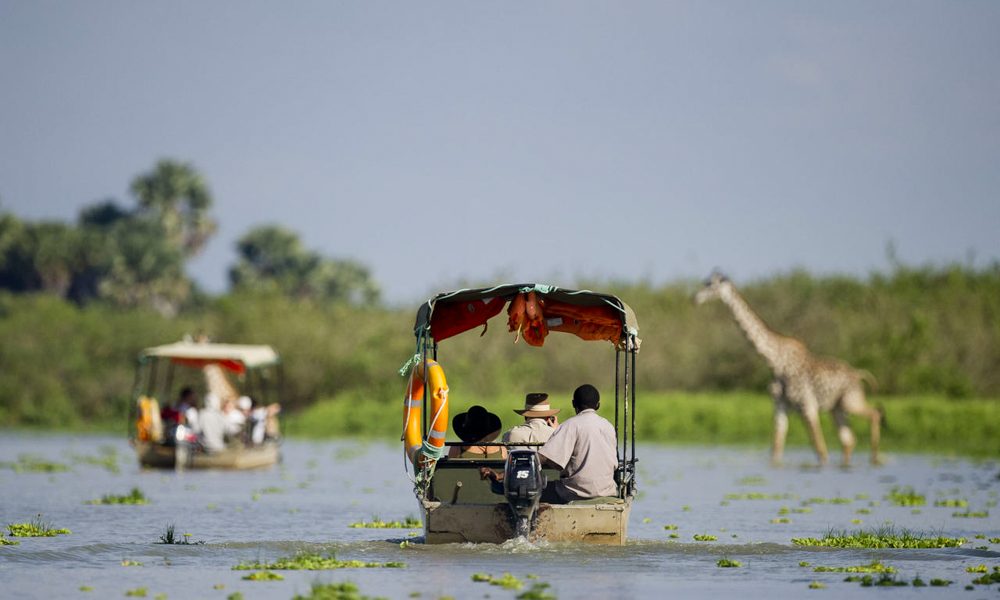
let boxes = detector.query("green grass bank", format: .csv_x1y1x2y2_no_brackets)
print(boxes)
285,392,1000,458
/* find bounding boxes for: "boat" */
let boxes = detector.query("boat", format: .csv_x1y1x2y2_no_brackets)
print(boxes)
402,284,640,545
129,340,283,470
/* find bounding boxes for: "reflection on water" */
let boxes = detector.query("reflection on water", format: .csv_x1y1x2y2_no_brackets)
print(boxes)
1,432,997,599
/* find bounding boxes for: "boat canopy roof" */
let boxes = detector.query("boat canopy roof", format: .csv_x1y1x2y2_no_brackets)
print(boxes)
140,342,280,373
414,283,639,347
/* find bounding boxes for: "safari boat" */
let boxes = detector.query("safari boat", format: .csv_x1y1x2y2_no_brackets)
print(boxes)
401,284,639,545
129,340,283,470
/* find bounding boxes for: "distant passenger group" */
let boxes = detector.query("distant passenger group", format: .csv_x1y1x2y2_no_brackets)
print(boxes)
160,386,280,452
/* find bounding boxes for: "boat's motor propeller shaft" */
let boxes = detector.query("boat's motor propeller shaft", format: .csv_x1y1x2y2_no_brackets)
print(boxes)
503,450,546,538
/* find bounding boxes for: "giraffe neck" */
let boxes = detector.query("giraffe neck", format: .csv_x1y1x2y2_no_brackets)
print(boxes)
720,286,785,370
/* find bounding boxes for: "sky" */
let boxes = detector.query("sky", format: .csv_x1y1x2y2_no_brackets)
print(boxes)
2,1,998,305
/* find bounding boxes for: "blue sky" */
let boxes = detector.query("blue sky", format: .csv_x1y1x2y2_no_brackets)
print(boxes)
2,2,998,304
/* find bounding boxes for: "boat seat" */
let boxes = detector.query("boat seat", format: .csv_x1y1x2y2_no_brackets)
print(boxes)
429,459,560,505
567,496,625,505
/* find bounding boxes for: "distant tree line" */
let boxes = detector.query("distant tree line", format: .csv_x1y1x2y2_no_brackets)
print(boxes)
0,159,378,315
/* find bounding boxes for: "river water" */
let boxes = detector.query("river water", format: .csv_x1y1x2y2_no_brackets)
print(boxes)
1,432,997,599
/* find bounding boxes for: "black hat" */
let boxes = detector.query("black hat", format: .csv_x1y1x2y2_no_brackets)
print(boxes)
452,405,502,443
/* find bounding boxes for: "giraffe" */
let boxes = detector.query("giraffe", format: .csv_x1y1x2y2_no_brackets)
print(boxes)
694,272,882,466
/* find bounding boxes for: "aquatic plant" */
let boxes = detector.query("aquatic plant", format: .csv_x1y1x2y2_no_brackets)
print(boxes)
233,551,405,570
291,581,385,600
845,573,908,587
791,526,966,549
812,560,895,574
770,518,790,524
990,537,1000,544
226,594,244,600
967,564,988,573
242,571,284,581
662,524,678,530
88,487,149,505
120,559,143,567
802,496,851,505
929,578,951,586
7,515,70,537
886,486,925,507
952,510,989,518
855,508,871,515
125,587,148,597
348,515,421,529
0,455,69,473
777,506,811,515
155,525,203,545
737,475,767,486
68,447,120,473
724,492,792,501
934,498,968,507
471,573,492,582
807,581,825,589
692,534,717,542
0,535,18,546
470,572,524,590
798,561,810,567
516,582,556,600
970,566,1000,585
79,586,93,592
716,558,741,568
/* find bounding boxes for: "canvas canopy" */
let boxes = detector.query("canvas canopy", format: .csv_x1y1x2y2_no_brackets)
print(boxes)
140,342,280,374
413,283,639,346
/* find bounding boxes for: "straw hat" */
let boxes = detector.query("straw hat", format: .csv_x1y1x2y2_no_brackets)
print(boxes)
452,405,503,443
514,393,560,418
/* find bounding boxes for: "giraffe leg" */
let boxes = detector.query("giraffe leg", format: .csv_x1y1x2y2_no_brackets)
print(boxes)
842,386,882,465
833,408,855,467
801,406,829,466
771,399,789,467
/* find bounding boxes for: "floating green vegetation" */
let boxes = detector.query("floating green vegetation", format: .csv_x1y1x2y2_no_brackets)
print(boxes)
667,533,679,539
693,534,717,542
770,518,790,524
242,571,284,581
813,560,895,574
471,572,524,591
716,558,742,568
952,510,989,518
120,559,143,567
854,493,870,500
886,486,925,507
966,564,988,573
79,586,93,592
663,524,678,531
791,526,966,549
69,447,121,474
934,498,968,507
0,454,69,473
256,486,283,494
226,594,244,600
233,552,405,571
807,581,825,589
798,561,811,568
7,515,70,537
124,587,148,597
724,492,793,501
777,506,811,515
155,525,203,545
292,581,386,600
845,573,908,587
88,487,149,505
990,537,1000,544
516,582,556,600
803,496,851,505
929,578,952,586
969,566,1000,585
0,535,18,546
736,476,767,486
348,515,421,529
855,508,871,515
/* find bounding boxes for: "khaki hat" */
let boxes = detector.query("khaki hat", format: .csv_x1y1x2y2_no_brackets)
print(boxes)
514,393,560,418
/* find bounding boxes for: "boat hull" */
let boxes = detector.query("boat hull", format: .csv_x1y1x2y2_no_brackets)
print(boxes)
420,498,631,545
134,441,280,470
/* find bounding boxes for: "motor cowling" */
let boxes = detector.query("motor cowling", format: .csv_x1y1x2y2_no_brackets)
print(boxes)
503,450,546,537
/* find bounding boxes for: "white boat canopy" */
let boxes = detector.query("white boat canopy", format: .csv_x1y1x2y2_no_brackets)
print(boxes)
140,341,280,371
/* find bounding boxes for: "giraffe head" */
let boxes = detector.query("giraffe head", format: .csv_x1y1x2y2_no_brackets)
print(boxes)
694,271,734,305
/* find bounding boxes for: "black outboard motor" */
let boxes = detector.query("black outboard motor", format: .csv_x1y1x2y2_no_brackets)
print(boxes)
503,450,546,537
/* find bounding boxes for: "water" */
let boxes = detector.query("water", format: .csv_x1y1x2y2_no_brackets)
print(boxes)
1,432,998,599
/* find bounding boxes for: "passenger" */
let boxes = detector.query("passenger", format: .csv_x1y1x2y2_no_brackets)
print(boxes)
502,393,559,449
250,399,267,444
448,405,508,460
235,396,253,442
482,384,617,504
198,393,227,453
173,387,199,444
264,402,282,440
223,397,247,440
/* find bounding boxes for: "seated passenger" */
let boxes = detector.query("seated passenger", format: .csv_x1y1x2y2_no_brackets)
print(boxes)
198,393,227,453
448,405,508,460
222,397,246,440
502,393,559,449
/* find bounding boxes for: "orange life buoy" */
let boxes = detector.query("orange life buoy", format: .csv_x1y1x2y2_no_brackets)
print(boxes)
402,359,449,463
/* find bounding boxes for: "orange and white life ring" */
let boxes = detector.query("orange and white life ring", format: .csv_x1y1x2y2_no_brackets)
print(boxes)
403,359,449,463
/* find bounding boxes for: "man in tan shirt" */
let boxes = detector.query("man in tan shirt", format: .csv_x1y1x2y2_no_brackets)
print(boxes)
537,384,619,503
502,393,560,449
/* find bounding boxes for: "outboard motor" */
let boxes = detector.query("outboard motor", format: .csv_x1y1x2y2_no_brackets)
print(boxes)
503,450,546,537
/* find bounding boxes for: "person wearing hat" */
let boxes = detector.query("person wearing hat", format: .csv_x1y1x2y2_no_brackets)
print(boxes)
502,393,560,450
447,405,508,460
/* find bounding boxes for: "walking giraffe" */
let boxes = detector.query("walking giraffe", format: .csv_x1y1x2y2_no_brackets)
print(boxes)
694,272,883,466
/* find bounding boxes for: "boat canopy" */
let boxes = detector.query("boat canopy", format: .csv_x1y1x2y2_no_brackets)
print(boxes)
139,342,280,374
414,283,639,347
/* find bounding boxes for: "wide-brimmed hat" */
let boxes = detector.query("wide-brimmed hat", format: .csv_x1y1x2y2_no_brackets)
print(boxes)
452,405,502,443
514,393,560,418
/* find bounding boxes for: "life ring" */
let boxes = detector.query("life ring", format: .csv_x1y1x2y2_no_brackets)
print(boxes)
403,359,449,463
